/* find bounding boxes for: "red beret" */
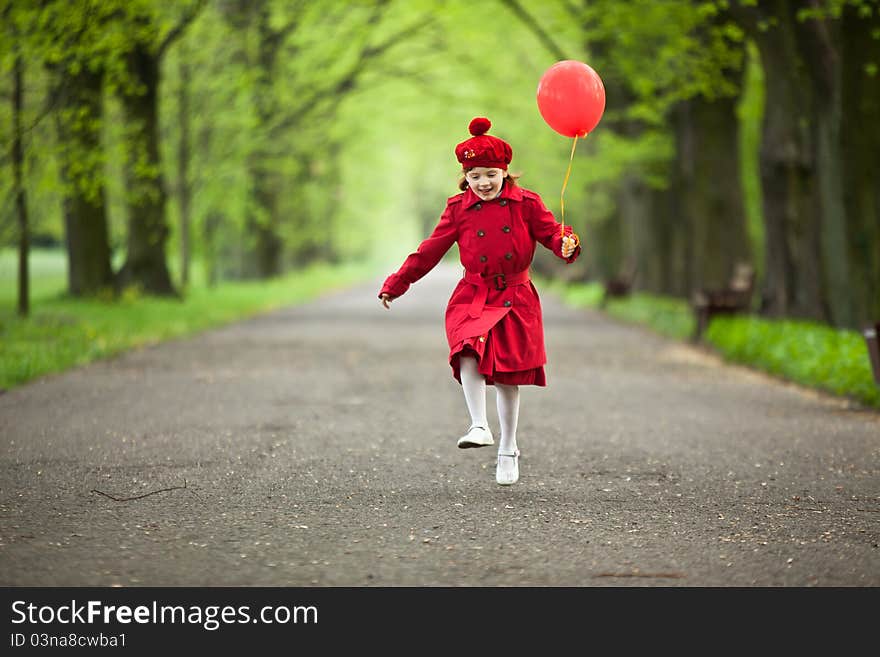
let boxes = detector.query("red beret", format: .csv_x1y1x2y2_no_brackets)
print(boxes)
454,117,512,170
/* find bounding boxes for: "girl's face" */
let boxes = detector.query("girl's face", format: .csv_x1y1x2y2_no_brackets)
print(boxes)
465,167,508,200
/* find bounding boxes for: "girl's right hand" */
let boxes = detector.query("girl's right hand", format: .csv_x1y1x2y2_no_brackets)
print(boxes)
380,293,393,309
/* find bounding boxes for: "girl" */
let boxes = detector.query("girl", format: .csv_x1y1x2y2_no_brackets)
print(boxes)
379,117,580,485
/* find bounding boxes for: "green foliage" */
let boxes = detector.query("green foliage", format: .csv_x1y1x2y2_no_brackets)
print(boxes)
706,316,880,407
2,0,877,413
158,5,252,262
581,0,745,122
0,0,757,274
544,276,694,339
604,293,694,340
2,0,874,322
329,0,593,260
585,129,675,192
554,279,604,308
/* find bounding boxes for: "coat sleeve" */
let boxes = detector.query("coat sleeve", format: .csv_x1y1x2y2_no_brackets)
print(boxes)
379,202,459,299
526,192,582,264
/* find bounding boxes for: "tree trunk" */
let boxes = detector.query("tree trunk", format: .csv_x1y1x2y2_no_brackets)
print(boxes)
117,43,176,296
795,5,853,327
246,162,283,278
178,42,192,288
53,66,114,297
12,51,29,317
737,0,879,328
674,92,751,295
618,172,654,290
732,0,836,321
646,184,687,296
751,4,826,321
589,203,623,285
241,2,284,279
204,211,222,287
584,51,645,288
839,5,880,327
641,110,694,300
320,141,343,264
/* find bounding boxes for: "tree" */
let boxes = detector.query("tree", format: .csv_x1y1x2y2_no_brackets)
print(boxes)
839,2,880,326
55,62,114,297
114,0,205,295
666,6,752,295
219,0,431,277
8,11,29,315
730,0,879,327
565,0,749,296
176,36,192,289
18,1,116,297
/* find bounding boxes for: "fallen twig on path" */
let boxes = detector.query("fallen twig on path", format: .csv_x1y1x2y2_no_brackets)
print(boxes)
594,571,686,579
91,479,188,502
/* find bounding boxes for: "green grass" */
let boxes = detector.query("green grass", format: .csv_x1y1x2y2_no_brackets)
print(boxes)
603,292,694,341
544,278,694,340
547,278,880,409
1,249,378,390
0,248,69,304
706,316,879,408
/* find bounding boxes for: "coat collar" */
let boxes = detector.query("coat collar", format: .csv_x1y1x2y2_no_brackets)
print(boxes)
462,180,523,208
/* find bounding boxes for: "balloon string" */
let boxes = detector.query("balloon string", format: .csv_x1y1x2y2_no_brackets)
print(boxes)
560,134,579,239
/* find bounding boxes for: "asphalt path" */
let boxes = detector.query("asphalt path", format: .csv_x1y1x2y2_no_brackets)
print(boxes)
1,264,878,586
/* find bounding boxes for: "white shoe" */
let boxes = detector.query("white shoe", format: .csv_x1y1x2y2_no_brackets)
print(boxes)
457,425,494,449
496,449,520,485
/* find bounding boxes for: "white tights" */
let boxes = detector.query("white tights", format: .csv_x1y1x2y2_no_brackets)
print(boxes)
460,356,520,453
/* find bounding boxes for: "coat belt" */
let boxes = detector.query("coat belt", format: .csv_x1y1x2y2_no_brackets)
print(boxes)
463,269,531,319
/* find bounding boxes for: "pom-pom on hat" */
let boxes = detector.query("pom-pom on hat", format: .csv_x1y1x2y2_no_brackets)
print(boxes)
455,117,512,170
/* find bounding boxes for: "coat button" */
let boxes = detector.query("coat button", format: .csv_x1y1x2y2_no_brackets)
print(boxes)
474,203,482,210
503,300,512,307
480,255,487,263
502,225,511,233
499,199,508,206
505,252,513,260
477,230,485,237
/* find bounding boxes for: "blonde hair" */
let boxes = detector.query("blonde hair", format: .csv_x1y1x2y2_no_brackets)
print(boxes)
458,168,522,191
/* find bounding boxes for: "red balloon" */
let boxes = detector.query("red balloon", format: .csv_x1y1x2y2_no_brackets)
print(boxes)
536,60,606,138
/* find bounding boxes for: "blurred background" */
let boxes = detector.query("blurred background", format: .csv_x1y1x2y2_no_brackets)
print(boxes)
1,0,878,400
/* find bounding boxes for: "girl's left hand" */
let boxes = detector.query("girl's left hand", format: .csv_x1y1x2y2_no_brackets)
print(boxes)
562,235,578,258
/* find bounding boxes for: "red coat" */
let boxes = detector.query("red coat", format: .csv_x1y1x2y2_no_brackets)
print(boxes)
380,183,581,386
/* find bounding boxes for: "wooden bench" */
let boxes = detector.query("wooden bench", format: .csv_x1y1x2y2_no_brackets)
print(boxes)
691,262,755,342
865,322,880,386
600,260,637,309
